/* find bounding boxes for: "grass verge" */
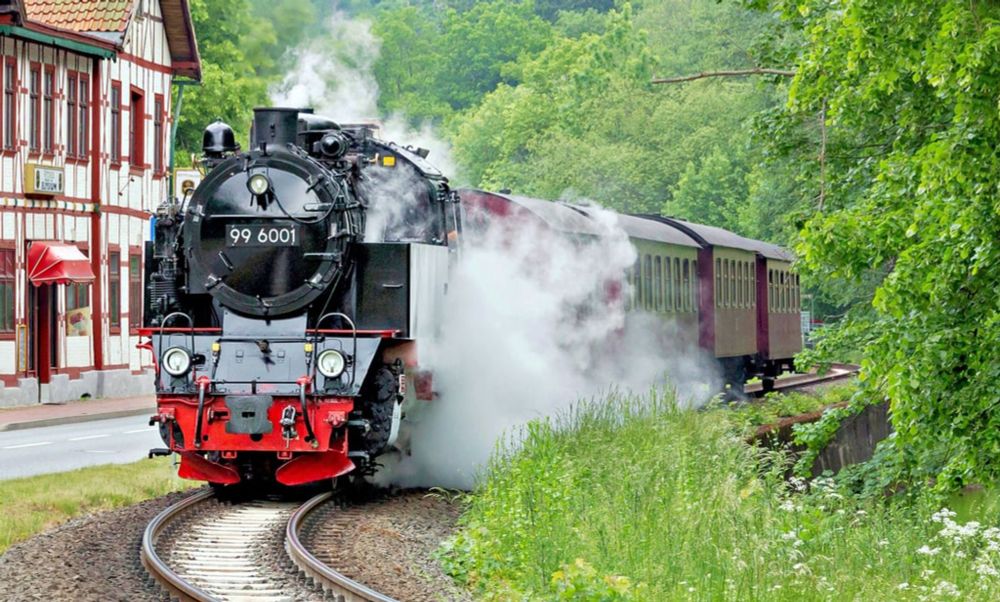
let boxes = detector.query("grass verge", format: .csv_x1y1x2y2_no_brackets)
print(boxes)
0,457,195,555
441,389,1000,600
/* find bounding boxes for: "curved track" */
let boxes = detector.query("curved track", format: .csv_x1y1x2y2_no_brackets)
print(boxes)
142,489,399,602
746,363,859,398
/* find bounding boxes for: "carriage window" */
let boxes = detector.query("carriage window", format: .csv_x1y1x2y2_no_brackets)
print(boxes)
654,256,662,312
632,263,640,311
681,259,690,312
674,257,682,310
749,263,756,308
690,260,698,311
795,274,801,310
664,257,673,312
781,271,788,312
644,255,652,310
768,269,774,312
715,258,721,307
736,261,747,309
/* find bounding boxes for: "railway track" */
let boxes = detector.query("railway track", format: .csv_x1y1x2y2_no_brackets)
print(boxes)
141,488,399,602
746,363,859,398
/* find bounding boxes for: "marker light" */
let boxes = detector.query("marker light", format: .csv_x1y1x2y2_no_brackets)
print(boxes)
247,173,271,196
316,349,346,378
162,347,192,376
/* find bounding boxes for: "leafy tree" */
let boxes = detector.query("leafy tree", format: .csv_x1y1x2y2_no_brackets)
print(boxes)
174,0,293,161
370,5,451,121
764,0,1000,489
435,0,553,109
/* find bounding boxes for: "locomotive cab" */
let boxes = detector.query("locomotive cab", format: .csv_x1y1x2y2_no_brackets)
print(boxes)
144,107,458,486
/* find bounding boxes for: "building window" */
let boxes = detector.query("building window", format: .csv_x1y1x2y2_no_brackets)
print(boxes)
130,88,144,167
129,254,142,328
0,249,13,332
109,252,121,328
43,66,55,153
110,83,122,163
153,95,164,173
2,58,15,151
80,75,90,157
29,65,40,152
67,72,78,157
66,282,88,310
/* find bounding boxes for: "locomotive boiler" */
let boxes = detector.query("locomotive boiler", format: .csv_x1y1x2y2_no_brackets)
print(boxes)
143,108,459,486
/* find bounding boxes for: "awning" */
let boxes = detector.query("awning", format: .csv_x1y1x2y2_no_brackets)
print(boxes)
28,242,95,286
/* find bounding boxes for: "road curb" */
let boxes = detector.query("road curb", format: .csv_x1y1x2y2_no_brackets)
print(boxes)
0,406,154,432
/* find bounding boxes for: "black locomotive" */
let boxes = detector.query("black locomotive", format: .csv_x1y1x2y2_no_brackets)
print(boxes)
144,108,459,486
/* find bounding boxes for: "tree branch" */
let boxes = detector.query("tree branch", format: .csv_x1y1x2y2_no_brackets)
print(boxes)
651,68,796,85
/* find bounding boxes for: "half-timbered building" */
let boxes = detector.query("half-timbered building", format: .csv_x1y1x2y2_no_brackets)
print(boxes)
0,0,199,404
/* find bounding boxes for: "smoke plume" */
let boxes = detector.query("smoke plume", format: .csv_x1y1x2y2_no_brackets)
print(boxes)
383,201,721,490
274,13,720,490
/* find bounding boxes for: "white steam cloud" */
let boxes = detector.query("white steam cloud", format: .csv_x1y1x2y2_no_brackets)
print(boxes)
274,13,720,490
269,13,454,175
384,202,721,490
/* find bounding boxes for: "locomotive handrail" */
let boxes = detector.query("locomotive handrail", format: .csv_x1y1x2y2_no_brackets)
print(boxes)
156,312,196,382
316,312,358,389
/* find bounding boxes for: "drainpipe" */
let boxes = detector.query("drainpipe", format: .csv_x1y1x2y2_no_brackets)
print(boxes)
167,80,199,205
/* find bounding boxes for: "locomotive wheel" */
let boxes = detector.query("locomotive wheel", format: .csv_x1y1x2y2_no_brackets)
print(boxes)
354,366,399,457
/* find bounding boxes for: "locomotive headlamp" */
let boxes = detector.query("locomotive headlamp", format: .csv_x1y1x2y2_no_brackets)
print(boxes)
162,347,192,377
317,349,346,378
247,173,272,196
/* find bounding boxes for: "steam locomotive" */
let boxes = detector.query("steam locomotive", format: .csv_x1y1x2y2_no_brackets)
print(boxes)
144,107,801,487
144,108,459,486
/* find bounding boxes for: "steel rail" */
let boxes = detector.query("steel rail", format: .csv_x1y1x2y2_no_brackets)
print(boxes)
747,363,860,398
286,491,400,602
140,488,219,602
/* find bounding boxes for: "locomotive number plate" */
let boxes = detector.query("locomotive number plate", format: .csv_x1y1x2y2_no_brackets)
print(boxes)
226,224,300,247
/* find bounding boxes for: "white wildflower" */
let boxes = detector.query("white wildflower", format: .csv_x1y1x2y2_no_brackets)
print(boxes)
921,569,936,579
781,530,799,541
878,539,890,547
856,509,867,517
975,562,999,579
917,545,941,556
931,580,960,598
931,508,957,523
780,499,796,512
897,583,910,591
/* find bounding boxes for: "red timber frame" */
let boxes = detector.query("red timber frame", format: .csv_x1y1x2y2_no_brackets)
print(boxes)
90,58,104,370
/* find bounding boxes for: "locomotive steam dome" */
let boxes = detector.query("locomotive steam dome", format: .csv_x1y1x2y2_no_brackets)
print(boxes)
183,109,362,317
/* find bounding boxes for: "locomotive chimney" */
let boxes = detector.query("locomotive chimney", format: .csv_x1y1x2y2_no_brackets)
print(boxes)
252,107,307,148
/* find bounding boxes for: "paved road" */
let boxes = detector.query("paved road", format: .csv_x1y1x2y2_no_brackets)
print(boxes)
0,415,163,481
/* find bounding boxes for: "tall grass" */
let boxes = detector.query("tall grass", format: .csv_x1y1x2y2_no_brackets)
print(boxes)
441,389,1000,600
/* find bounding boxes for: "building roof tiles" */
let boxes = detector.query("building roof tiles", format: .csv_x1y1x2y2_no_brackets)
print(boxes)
23,0,133,32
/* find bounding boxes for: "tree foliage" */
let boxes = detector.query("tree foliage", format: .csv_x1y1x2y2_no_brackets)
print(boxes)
767,0,1000,488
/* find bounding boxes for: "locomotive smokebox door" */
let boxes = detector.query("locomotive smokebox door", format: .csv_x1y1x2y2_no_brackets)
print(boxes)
224,395,274,435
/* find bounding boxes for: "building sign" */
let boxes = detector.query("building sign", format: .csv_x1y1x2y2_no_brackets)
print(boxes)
24,164,65,196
